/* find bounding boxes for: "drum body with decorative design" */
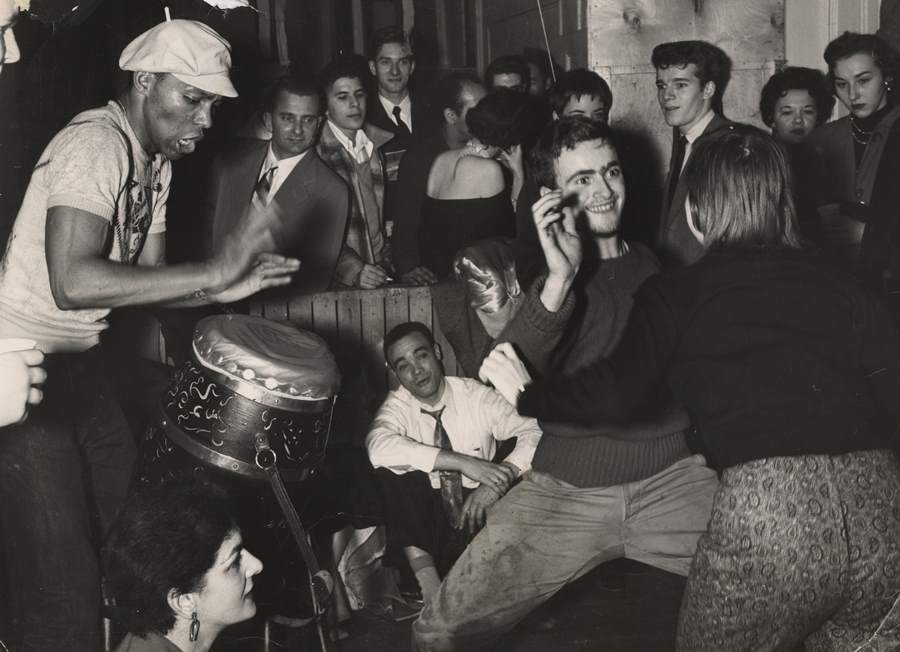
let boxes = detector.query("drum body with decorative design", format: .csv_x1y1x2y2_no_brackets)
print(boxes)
142,314,341,483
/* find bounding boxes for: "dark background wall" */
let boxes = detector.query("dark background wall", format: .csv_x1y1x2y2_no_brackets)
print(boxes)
0,0,455,256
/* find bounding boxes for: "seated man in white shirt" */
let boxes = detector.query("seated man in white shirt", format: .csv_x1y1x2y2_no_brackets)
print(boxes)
366,321,541,603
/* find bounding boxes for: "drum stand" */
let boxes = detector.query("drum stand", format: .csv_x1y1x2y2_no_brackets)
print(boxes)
254,432,334,652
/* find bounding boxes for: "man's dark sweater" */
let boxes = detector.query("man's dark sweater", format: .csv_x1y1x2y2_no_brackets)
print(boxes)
523,243,690,487
520,248,900,472
434,242,690,487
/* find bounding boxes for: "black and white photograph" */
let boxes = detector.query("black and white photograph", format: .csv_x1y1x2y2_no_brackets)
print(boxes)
0,1,898,650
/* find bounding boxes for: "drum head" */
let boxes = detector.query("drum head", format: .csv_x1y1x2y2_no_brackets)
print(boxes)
193,314,340,402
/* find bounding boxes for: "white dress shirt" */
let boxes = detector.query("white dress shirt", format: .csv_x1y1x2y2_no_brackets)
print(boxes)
680,109,715,171
257,144,308,202
366,376,542,489
378,93,412,132
326,120,374,164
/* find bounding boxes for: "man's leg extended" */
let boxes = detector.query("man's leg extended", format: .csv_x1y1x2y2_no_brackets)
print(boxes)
412,472,628,652
623,453,718,576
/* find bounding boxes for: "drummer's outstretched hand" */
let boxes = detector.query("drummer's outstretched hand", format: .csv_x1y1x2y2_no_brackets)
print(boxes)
479,342,532,407
208,253,300,304
210,201,283,289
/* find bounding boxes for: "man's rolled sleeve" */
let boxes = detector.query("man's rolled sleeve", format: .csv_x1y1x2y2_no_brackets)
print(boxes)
365,396,441,474
45,123,128,223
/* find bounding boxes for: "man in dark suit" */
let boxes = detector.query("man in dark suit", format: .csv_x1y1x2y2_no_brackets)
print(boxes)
206,76,349,294
652,40,734,266
366,26,436,225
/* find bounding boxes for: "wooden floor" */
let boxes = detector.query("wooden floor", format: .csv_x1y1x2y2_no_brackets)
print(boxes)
213,561,687,652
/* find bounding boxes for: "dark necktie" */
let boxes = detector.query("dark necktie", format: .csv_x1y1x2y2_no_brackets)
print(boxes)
666,133,688,211
255,165,277,206
392,105,411,137
422,407,464,526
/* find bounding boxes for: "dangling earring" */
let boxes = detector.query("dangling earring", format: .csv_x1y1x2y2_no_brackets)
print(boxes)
189,612,200,642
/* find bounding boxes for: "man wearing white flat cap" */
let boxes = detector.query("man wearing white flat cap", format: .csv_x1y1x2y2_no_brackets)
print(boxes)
0,19,298,652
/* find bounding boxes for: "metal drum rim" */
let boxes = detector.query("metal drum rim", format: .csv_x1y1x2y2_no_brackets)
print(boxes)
187,352,334,413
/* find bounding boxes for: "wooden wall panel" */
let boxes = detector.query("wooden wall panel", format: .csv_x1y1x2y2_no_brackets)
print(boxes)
588,0,784,69
588,0,783,189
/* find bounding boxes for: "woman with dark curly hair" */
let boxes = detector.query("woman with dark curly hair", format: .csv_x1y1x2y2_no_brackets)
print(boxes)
760,66,833,144
759,67,834,239
418,90,532,279
104,478,263,652
808,32,900,296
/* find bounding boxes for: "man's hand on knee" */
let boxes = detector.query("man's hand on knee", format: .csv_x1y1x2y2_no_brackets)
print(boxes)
458,457,516,494
460,485,503,535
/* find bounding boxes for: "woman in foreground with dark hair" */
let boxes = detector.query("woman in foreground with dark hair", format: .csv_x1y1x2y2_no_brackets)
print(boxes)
481,125,900,651
419,90,531,279
104,478,263,652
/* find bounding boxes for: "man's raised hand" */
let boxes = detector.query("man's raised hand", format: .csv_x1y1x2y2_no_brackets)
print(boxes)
532,189,582,284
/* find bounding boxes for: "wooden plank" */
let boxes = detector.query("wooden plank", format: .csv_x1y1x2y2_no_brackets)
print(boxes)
336,289,363,345
312,292,339,341
431,299,460,377
286,294,313,328
384,287,411,335
361,290,388,391
261,295,288,322
408,286,433,330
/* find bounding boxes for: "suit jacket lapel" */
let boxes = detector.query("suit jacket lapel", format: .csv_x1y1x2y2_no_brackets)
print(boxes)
237,141,268,205
368,97,398,135
213,139,267,252
272,150,315,206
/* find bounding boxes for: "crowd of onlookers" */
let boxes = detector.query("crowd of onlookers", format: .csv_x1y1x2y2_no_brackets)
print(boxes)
2,14,900,652
193,26,900,321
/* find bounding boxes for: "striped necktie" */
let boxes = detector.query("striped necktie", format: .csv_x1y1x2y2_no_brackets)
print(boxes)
255,164,277,206
422,407,464,526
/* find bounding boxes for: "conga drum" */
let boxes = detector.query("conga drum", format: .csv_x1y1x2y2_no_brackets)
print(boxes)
140,315,340,642
142,314,340,484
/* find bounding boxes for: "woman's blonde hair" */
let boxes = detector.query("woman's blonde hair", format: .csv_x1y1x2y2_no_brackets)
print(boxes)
453,238,521,313
684,125,803,250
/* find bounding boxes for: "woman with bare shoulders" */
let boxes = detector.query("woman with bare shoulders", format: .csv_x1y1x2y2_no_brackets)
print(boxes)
419,90,531,279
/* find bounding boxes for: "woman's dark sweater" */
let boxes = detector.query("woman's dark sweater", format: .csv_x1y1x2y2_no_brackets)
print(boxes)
519,248,900,472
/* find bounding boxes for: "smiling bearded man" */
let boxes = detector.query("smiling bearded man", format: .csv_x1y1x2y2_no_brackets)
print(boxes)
412,118,719,651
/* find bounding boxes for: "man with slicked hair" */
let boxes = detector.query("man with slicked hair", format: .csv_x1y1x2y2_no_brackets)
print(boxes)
652,40,735,267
